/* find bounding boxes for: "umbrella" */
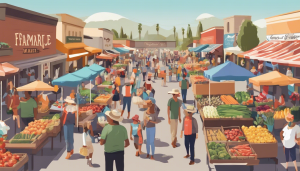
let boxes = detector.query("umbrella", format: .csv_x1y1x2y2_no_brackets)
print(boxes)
0,63,19,76
17,80,54,91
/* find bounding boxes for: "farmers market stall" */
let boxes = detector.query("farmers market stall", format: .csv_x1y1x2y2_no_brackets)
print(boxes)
204,125,278,171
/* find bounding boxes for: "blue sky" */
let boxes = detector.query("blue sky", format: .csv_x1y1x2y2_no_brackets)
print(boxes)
1,0,300,29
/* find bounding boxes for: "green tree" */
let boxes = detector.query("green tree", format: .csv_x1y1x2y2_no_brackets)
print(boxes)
175,34,179,46
130,31,132,39
196,21,203,38
173,26,176,38
237,20,259,51
120,27,124,38
112,29,119,39
123,33,127,38
182,28,185,39
156,24,159,35
187,24,190,38
138,23,142,40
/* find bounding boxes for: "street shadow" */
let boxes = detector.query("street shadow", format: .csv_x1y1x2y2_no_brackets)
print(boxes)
185,100,194,105
153,154,173,163
194,158,201,163
92,163,100,168
69,154,85,160
143,138,170,147
139,108,147,111
175,142,181,147
158,117,165,120
122,119,133,124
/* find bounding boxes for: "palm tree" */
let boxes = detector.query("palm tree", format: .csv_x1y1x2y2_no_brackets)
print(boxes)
138,23,142,40
182,28,185,39
156,24,159,36
173,26,176,38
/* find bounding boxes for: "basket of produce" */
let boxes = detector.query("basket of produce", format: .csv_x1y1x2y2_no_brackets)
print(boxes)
235,92,251,104
241,125,276,143
256,105,273,115
222,126,245,142
202,106,219,118
0,152,28,168
207,142,231,160
206,127,227,142
198,96,224,108
254,99,273,107
216,105,251,118
220,95,239,105
227,142,257,160
80,105,105,115
273,108,290,129
94,94,112,104
9,133,42,144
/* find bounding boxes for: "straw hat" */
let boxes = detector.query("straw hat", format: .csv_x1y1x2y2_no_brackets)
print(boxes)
64,96,76,104
105,110,123,122
168,89,180,94
185,105,196,113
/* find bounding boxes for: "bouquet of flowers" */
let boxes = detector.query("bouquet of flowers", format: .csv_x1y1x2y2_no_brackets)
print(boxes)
290,92,300,105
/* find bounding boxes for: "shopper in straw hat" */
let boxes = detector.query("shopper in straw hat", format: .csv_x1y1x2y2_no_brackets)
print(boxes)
61,96,77,159
180,106,198,165
167,89,182,148
100,110,129,171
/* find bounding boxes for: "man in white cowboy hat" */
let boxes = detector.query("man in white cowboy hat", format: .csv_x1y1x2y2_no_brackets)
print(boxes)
180,105,198,165
61,96,77,159
100,110,129,171
167,89,182,148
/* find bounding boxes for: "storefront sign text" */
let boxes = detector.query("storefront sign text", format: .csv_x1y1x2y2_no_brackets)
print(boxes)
66,36,82,43
223,33,238,48
105,44,112,47
15,33,51,49
267,33,300,41
144,42,167,48
23,48,40,54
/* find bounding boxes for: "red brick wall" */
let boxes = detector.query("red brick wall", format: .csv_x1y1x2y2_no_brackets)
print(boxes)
200,29,216,44
216,29,224,44
0,16,57,63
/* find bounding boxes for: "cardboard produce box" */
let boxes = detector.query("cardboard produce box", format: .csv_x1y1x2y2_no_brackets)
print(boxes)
193,81,235,95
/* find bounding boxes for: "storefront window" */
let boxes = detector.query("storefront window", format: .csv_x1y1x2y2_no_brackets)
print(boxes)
75,32,77,36
227,22,230,33
72,31,74,36
79,31,81,37
68,31,70,36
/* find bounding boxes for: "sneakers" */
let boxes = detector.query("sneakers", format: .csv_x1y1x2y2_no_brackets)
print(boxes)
65,152,71,159
184,155,190,158
189,161,195,165
136,151,139,157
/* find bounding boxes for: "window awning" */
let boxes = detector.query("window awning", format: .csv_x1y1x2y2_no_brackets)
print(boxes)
84,47,102,54
96,54,114,60
113,43,125,48
201,44,223,53
103,50,119,57
114,48,130,54
188,44,209,52
237,40,300,66
106,49,120,54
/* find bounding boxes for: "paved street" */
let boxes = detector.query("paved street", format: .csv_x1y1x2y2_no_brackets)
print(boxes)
1,62,299,171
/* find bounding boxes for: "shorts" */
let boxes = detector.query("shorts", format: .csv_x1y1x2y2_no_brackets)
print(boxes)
134,136,143,145
285,145,296,162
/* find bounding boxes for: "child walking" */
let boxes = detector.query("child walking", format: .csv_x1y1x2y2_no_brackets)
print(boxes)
82,122,95,167
130,115,143,156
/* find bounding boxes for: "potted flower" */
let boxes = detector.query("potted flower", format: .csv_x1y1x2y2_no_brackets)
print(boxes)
289,92,300,106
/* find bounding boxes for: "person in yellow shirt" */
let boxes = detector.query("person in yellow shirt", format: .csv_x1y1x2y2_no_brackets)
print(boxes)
212,58,216,67
177,65,182,82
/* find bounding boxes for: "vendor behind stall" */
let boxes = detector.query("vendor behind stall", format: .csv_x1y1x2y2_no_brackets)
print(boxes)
18,91,37,130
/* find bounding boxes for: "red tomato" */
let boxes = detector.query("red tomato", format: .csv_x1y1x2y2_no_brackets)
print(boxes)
0,163,3,167
2,156,8,163
13,155,20,161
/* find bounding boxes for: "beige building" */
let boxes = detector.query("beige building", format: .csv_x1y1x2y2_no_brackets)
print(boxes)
55,14,102,73
84,28,113,50
223,15,252,34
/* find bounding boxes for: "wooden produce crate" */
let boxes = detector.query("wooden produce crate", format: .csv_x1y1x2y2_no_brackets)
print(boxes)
205,127,227,142
47,122,62,137
249,142,278,159
6,133,48,149
222,126,246,142
200,109,253,127
1,153,28,171
94,95,113,105
273,118,286,129
226,141,257,160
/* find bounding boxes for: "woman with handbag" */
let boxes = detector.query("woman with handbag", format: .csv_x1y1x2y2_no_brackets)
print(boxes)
82,122,95,167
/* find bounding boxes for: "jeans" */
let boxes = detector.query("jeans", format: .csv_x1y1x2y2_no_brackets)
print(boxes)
177,74,180,81
146,127,156,155
185,134,196,161
63,124,74,152
122,97,131,112
285,145,296,162
181,89,187,102
142,72,146,81
169,76,172,82
105,151,124,171
21,117,34,131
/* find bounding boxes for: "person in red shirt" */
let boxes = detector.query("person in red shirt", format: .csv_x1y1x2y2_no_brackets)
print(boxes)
180,107,198,165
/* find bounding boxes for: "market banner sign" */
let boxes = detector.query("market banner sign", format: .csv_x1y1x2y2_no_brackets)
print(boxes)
66,36,82,43
223,33,238,48
267,33,300,41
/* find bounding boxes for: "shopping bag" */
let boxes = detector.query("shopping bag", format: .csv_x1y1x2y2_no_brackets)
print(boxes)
79,147,89,157
6,108,13,115
133,96,143,105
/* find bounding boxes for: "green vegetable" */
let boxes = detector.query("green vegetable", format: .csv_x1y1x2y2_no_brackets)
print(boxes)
239,136,245,140
211,155,219,160
218,152,227,159
207,142,216,149
224,154,231,159
218,147,226,152
209,149,217,156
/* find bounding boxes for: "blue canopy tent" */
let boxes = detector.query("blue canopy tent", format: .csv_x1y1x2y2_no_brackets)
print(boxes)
201,44,223,53
52,73,84,87
89,63,105,73
204,61,255,81
114,48,130,55
188,44,209,52
72,67,98,82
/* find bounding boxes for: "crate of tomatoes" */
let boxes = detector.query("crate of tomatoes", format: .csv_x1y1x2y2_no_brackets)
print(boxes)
222,126,246,142
79,105,105,115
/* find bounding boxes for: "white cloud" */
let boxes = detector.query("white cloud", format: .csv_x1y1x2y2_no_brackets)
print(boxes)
85,12,127,23
196,13,214,20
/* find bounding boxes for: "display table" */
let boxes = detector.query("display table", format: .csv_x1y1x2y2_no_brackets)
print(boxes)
47,123,62,150
5,137,49,170
1,153,29,171
49,105,63,113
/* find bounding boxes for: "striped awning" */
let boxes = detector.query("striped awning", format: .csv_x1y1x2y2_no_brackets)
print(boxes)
202,44,223,53
113,44,124,48
237,40,300,66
